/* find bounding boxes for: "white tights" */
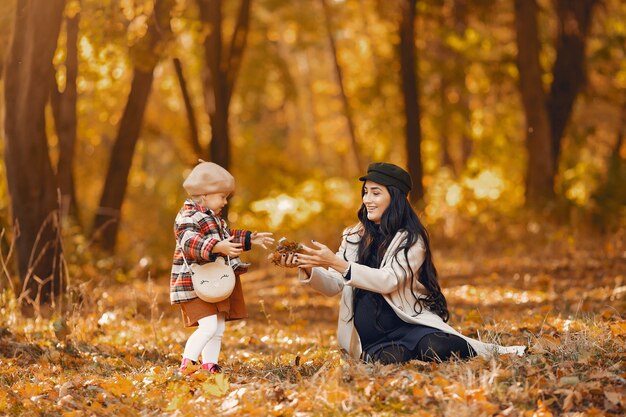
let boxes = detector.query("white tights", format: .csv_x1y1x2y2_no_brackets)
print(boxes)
182,313,226,364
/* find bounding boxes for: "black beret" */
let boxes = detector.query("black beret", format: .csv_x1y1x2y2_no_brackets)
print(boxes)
359,162,412,194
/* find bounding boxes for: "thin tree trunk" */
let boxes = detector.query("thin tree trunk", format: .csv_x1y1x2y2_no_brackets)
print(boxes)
452,0,472,168
300,49,324,165
195,0,252,214
320,0,362,175
514,0,554,206
547,0,598,172
399,0,424,203
439,77,455,172
92,0,173,252
51,9,80,223
4,0,66,304
173,57,203,157
92,70,155,252
197,0,252,173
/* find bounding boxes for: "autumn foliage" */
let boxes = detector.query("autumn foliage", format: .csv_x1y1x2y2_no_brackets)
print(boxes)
1,0,626,415
1,228,625,416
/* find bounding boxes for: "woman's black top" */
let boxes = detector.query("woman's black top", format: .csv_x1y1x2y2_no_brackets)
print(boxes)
351,225,438,354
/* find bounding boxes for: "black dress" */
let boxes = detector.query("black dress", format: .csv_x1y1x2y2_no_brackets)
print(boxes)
349,225,475,364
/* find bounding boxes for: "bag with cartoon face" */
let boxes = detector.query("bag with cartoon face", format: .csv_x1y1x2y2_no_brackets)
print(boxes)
184,255,236,303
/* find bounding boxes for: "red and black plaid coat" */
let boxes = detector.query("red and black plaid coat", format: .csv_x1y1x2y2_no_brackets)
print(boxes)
170,199,251,304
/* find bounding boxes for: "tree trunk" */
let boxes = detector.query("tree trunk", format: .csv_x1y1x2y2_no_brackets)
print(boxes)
4,0,66,304
439,77,455,172
92,70,155,252
320,0,362,175
173,57,203,158
51,10,80,223
452,0,472,169
91,0,174,252
197,0,251,175
399,0,424,203
514,0,555,206
198,0,227,167
547,0,598,172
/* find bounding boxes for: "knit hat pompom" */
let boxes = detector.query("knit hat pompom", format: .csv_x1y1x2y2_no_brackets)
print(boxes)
183,160,235,195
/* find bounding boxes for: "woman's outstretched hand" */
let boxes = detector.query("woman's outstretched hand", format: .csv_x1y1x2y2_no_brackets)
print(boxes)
296,241,349,273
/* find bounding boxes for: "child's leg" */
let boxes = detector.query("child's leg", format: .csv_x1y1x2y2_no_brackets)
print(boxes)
201,313,226,364
182,314,219,362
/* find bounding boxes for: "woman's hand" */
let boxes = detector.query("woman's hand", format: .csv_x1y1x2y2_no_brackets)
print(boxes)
213,236,243,257
296,241,349,273
251,232,274,249
278,250,312,277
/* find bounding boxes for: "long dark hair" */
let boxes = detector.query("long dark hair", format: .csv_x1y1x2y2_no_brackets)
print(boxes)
347,184,449,322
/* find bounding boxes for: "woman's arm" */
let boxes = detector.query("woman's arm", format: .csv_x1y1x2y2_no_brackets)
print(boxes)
283,236,351,297
348,240,426,294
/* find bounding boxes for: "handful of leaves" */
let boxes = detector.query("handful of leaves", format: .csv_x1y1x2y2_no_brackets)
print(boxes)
267,237,303,266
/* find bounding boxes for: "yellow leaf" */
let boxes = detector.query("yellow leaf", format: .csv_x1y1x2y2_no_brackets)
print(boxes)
610,321,626,337
201,374,230,397
101,377,134,397
464,309,483,323
432,376,450,387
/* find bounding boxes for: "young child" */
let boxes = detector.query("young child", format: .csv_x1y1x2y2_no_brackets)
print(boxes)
171,160,273,374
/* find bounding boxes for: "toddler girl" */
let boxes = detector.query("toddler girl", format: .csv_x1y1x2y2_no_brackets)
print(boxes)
170,160,273,374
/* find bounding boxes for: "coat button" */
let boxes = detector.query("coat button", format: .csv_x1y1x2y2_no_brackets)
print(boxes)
398,306,404,311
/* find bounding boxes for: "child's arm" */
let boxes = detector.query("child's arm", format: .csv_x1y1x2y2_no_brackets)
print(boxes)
228,229,252,251
212,236,244,257
176,219,220,261
229,229,274,250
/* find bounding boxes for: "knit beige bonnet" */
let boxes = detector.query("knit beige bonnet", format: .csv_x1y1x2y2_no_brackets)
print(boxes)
183,160,235,195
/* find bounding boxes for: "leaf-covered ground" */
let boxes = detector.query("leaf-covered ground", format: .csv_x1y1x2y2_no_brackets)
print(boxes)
1,235,625,416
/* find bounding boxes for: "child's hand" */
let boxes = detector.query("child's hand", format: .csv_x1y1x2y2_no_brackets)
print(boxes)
251,232,274,249
213,236,243,257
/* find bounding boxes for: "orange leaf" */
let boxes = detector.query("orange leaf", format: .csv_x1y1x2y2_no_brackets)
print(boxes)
532,400,554,417
609,321,626,337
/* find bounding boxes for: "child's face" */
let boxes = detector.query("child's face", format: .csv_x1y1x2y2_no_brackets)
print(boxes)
201,193,229,215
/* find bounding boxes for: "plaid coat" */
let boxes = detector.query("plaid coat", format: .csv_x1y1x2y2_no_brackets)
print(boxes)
170,199,251,304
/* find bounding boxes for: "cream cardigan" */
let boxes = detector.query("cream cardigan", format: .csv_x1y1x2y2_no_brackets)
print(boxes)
298,225,526,360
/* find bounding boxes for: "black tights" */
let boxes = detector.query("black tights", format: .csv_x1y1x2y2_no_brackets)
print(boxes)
368,332,476,364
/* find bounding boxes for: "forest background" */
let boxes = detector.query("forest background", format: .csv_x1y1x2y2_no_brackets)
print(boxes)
0,0,625,416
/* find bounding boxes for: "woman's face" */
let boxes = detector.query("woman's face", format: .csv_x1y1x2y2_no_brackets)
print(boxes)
200,193,229,215
362,180,391,224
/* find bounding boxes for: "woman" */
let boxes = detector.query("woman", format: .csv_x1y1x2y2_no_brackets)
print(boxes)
283,162,525,363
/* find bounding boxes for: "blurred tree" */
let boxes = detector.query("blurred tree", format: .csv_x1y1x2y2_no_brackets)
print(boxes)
173,57,202,158
514,0,599,207
548,0,599,172
4,0,66,304
438,0,472,176
320,0,363,175
514,0,554,205
92,0,175,253
592,101,626,229
196,0,252,171
51,1,81,224
399,0,424,203
0,0,15,80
